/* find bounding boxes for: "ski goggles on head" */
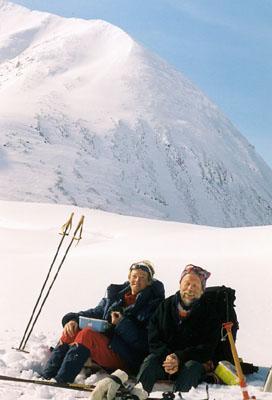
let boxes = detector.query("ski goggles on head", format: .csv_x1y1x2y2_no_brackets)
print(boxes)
180,264,211,288
129,262,154,280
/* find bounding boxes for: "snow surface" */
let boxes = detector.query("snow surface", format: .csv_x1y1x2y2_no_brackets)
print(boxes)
1,1,272,227
0,200,271,399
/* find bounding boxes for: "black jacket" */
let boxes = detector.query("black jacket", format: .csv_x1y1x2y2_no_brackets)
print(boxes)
62,279,165,373
148,291,221,364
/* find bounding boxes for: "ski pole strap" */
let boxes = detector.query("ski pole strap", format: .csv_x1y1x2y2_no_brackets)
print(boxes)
73,215,84,244
109,374,124,386
60,212,74,236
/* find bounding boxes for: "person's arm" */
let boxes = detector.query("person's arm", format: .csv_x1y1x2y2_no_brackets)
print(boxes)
113,314,149,352
61,297,107,327
148,303,173,360
114,288,166,351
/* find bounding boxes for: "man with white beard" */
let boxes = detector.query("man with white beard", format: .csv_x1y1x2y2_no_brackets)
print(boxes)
136,264,221,393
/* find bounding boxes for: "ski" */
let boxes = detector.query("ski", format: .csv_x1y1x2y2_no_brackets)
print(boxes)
0,374,95,392
0,374,147,397
0,374,210,399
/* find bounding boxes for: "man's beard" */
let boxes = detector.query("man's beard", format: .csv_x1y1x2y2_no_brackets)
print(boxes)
181,291,202,307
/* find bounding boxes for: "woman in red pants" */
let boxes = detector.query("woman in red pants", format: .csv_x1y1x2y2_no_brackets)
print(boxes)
42,260,165,383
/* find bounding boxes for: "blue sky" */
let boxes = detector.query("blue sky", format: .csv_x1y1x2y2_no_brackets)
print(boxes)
11,0,272,168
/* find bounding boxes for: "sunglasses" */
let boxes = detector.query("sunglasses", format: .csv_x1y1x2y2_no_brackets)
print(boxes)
130,263,154,278
184,264,211,281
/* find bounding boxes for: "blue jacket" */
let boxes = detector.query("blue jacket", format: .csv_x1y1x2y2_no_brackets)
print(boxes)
62,279,165,373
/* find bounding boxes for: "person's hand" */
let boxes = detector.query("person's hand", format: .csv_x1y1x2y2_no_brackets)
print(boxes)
90,369,128,400
111,311,123,325
63,320,79,337
162,353,180,374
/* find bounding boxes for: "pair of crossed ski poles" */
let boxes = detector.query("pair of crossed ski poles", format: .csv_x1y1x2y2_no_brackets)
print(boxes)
16,212,85,352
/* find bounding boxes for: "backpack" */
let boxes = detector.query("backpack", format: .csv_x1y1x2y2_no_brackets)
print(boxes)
204,285,239,363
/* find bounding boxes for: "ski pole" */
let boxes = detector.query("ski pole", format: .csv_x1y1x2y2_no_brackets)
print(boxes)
19,215,84,351
17,213,74,352
223,322,256,400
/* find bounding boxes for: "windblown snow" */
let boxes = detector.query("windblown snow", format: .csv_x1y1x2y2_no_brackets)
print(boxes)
0,0,272,227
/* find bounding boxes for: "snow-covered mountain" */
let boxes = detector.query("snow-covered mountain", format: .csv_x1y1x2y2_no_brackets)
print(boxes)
1,0,272,227
0,200,271,400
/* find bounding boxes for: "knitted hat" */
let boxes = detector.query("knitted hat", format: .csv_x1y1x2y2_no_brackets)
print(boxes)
179,264,211,290
129,260,155,280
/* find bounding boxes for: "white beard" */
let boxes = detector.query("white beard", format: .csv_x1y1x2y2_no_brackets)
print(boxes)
180,291,202,306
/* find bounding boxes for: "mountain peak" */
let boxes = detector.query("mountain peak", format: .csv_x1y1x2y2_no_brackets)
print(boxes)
1,3,272,227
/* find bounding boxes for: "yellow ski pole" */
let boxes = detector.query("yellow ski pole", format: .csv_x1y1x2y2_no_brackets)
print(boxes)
223,322,256,400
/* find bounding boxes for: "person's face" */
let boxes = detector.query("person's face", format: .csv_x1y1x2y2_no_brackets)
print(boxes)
179,273,203,305
129,269,150,295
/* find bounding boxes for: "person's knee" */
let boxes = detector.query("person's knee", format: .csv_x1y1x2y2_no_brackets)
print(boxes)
137,354,165,382
79,327,92,336
183,360,205,378
77,327,94,341
137,354,164,393
74,327,94,349
173,360,205,392
75,328,108,353
143,354,161,367
184,360,204,372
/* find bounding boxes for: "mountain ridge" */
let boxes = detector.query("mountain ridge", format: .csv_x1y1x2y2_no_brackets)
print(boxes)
1,1,272,227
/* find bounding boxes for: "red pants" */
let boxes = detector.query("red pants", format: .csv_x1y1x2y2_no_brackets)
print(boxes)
61,328,127,371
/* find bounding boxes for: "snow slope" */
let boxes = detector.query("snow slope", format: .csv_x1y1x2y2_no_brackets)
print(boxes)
0,200,271,399
1,1,272,227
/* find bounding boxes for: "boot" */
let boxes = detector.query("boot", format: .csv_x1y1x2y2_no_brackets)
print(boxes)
55,343,90,383
42,343,70,380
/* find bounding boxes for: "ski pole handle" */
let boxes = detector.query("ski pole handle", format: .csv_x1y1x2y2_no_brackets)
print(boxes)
73,215,84,243
60,212,74,236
